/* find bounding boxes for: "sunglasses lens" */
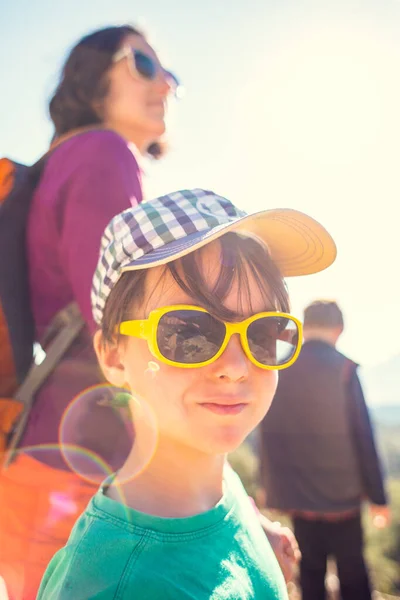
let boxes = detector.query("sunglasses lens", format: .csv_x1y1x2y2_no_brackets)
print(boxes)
133,50,157,80
157,310,226,365
247,316,299,367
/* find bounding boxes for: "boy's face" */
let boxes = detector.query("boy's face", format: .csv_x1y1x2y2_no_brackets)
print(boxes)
99,244,279,456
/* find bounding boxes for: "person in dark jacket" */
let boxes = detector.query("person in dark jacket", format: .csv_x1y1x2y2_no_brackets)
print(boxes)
259,299,390,600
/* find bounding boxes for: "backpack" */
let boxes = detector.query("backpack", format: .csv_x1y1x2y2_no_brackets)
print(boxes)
0,131,93,467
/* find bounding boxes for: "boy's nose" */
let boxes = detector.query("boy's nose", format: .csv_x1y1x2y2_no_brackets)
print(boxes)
211,335,249,382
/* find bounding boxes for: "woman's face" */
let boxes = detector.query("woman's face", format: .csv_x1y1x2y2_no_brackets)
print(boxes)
98,242,280,458
103,34,171,148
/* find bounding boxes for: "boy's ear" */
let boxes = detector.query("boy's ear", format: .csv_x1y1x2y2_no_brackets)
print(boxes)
93,330,127,387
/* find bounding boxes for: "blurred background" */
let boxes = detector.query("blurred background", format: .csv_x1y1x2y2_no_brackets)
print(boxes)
1,0,400,596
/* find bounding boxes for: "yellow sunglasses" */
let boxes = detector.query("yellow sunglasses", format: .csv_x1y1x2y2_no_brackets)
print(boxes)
119,305,303,370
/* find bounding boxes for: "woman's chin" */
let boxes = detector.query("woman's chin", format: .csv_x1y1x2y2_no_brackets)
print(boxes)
146,116,166,137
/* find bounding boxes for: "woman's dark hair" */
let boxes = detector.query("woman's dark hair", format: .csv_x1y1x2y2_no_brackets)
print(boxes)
49,25,163,158
101,231,290,344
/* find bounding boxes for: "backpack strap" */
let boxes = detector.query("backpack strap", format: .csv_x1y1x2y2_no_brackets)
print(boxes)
29,126,108,185
49,125,108,151
2,127,107,467
33,125,108,167
3,303,85,467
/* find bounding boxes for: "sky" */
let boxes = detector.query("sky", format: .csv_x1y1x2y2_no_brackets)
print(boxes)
1,0,400,367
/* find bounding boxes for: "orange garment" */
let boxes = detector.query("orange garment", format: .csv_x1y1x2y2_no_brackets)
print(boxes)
0,454,96,600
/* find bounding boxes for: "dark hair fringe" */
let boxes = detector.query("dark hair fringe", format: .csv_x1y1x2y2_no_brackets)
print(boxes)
100,231,290,345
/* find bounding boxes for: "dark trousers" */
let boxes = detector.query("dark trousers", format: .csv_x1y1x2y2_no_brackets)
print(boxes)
293,513,372,600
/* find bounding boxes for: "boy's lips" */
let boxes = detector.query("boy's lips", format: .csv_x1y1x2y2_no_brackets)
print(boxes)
198,397,249,416
200,403,247,415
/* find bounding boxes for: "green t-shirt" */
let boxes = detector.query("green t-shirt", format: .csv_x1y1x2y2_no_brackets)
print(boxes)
38,468,288,599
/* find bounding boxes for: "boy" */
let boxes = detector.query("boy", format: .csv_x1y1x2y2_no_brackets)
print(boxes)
38,189,336,599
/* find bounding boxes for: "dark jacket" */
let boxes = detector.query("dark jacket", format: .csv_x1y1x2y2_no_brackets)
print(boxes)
259,340,387,513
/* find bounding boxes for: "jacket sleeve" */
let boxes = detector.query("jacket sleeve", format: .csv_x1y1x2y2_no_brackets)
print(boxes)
56,132,142,331
347,366,387,505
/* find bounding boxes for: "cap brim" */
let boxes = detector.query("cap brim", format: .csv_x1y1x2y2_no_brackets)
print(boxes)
121,208,337,277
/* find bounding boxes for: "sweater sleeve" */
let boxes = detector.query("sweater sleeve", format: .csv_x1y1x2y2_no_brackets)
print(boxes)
55,132,142,330
348,367,388,505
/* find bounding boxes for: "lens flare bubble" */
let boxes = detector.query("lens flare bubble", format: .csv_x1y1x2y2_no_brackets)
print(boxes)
145,361,160,378
5,443,136,525
5,443,112,485
58,384,158,486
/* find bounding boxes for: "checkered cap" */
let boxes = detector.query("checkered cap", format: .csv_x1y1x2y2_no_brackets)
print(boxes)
91,188,338,325
91,189,247,324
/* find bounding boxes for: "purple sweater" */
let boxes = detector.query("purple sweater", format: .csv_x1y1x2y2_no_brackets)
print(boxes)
22,130,142,471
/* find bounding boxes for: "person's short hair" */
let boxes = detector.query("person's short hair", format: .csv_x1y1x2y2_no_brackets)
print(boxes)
303,299,344,329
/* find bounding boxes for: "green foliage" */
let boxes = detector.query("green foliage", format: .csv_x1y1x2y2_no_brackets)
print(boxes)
228,441,259,499
365,479,400,594
376,425,400,479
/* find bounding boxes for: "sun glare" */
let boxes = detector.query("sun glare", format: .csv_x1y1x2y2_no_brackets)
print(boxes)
230,18,400,364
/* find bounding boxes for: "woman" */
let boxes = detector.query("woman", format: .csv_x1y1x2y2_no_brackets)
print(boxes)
0,24,179,600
